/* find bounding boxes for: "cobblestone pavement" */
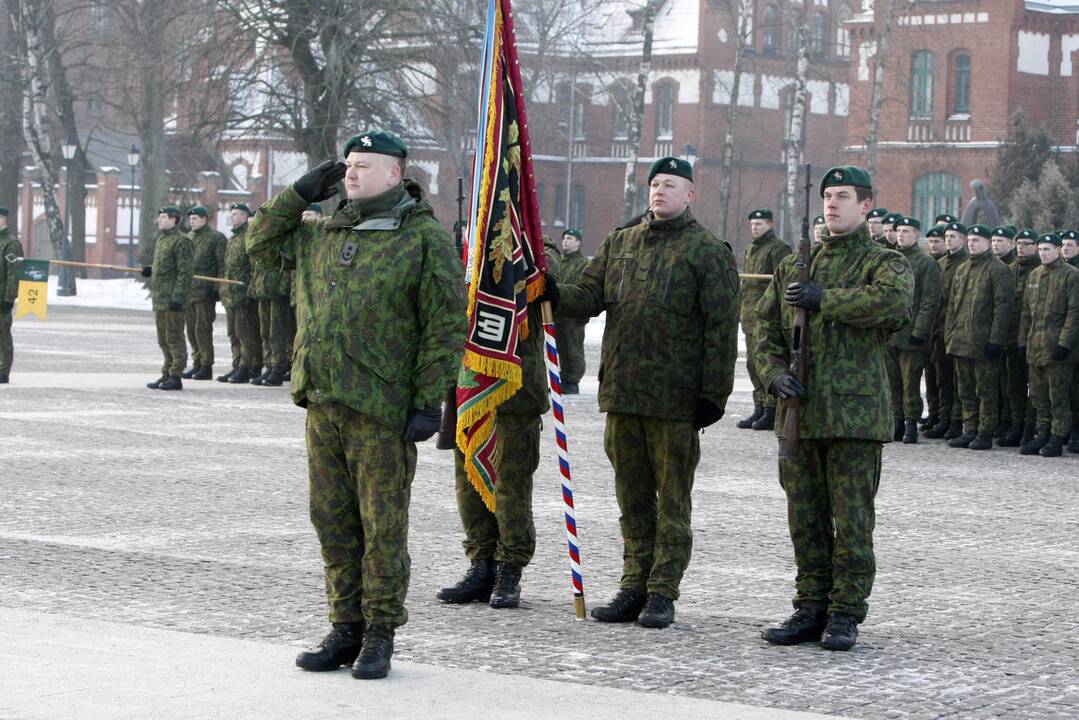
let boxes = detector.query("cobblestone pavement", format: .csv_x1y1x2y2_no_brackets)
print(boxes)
2,305,1077,720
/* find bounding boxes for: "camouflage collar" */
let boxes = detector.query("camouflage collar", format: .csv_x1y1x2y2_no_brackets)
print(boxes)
647,207,694,232
898,242,923,257
1044,257,1064,270
1020,254,1040,266
231,222,247,236
751,229,776,245
821,221,869,249
948,246,969,260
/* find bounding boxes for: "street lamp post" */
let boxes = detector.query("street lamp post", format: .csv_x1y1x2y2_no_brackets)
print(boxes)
126,145,140,269
58,133,77,296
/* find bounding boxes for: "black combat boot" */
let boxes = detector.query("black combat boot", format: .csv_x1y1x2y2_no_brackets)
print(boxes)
948,430,976,448
158,375,183,391
216,366,238,382
998,424,1023,447
1020,419,1036,446
351,626,394,680
761,606,827,645
228,367,254,384
923,419,950,439
967,432,993,451
295,622,364,671
637,592,675,629
489,562,523,609
1020,429,1050,456
562,381,580,395
919,414,938,431
146,374,168,389
436,558,496,604
191,365,213,380
1068,425,1079,454
737,405,763,429
994,419,1013,440
0,373,8,384
751,406,776,431
590,589,647,623
943,420,964,441
902,419,918,444
250,368,271,385
1039,435,1066,457
181,367,198,379
820,612,859,651
893,418,905,441
260,366,285,387
282,366,292,381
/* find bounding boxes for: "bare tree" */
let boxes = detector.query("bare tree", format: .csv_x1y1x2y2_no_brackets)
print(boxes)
0,9,25,217
620,0,657,223
784,20,810,239
864,0,912,182
716,0,754,236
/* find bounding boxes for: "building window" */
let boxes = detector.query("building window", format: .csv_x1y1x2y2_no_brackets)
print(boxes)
91,2,108,31
835,5,852,58
571,184,585,230
912,172,962,227
763,5,780,55
536,183,546,225
655,83,674,138
611,85,630,138
554,184,566,226
573,90,588,140
87,76,104,112
812,14,828,57
910,50,934,118
952,53,971,115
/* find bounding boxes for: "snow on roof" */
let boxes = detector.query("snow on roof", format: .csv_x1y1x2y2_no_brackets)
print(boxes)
584,0,699,57
1026,0,1079,14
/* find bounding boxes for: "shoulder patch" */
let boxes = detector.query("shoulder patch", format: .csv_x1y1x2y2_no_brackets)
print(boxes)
727,268,740,294
889,259,909,275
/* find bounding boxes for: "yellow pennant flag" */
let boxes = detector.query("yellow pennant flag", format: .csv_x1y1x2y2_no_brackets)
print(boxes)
15,258,48,321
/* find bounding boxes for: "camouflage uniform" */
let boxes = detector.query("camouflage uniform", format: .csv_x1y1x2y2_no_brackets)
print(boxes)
247,181,465,627
0,228,24,377
148,226,193,376
1005,253,1041,430
887,242,941,420
556,208,740,600
945,252,1014,435
553,248,589,385
220,222,262,372
185,223,227,368
1018,259,1079,436
742,229,792,410
931,246,969,428
1069,257,1079,432
754,222,913,622
994,249,1018,427
249,246,292,373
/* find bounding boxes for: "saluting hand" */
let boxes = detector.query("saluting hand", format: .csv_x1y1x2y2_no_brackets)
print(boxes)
294,159,347,203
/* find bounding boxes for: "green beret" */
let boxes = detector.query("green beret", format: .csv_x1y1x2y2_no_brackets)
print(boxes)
158,205,181,218
748,208,773,221
187,205,209,218
819,165,872,197
230,202,253,215
0,207,9,217
562,228,582,240
935,213,958,225
867,208,889,220
343,129,408,159
944,222,968,235
1005,225,1018,235
1060,230,1079,242
882,212,902,226
895,216,921,230
648,156,693,184
1016,229,1038,242
307,203,323,214
1038,232,1062,247
813,214,826,226
925,227,943,238
967,224,992,239
990,226,1015,239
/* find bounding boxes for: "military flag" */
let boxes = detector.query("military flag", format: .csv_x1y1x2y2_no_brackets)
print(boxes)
456,0,548,511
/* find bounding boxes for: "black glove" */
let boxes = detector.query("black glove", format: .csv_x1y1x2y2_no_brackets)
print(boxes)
539,272,559,308
403,407,442,442
0,300,12,312
1051,344,1070,361
294,159,347,203
909,335,926,347
1018,345,1027,363
769,373,806,399
168,301,183,312
784,282,822,312
693,398,723,430
141,266,152,278
983,342,1003,360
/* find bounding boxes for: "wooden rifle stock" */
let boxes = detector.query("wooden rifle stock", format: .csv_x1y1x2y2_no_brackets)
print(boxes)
778,163,813,460
436,177,467,451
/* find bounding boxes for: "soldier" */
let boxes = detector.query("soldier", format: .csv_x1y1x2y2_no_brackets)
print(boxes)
990,226,1019,440
182,206,227,380
882,213,901,249
553,228,589,394
1062,231,1079,269
141,205,193,390
867,208,889,247
437,237,561,610
920,227,948,430
738,208,791,432
886,217,941,443
944,224,1014,450
248,131,465,679
0,208,24,384
217,203,262,383
934,213,958,228
540,156,739,629
249,203,292,387
812,214,826,246
755,165,912,651
999,229,1041,447
1062,231,1079,451
924,222,969,440
1018,233,1079,457
285,203,323,382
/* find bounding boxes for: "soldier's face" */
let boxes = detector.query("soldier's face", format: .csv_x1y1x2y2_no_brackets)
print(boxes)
991,236,1014,256
813,223,824,243
927,236,945,256
822,186,870,236
868,218,883,238
1063,239,1079,259
229,209,248,227
884,227,897,244
561,234,580,252
157,213,176,230
648,175,694,219
1016,240,1036,258
1038,243,1061,264
749,219,771,238
967,234,991,256
344,152,400,200
944,230,966,253
188,215,207,230
896,226,919,248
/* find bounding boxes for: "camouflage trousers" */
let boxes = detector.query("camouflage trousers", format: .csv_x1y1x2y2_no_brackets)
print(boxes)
0,308,12,374
954,356,1002,434
555,319,587,385
225,302,261,370
453,413,540,567
744,327,774,408
604,412,699,601
259,297,292,370
887,349,928,420
1029,363,1073,437
778,438,881,623
306,402,416,628
1071,363,1079,428
929,334,955,422
1003,345,1030,427
154,309,187,376
184,300,217,368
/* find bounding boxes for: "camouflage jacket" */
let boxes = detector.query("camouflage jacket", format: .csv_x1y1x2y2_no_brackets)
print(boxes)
249,236,289,300
187,224,227,302
221,223,253,308
740,229,792,328
0,228,24,303
1018,260,1079,365
936,246,969,338
754,223,913,442
944,251,1014,359
149,226,193,311
247,181,466,434
502,237,561,417
1068,256,1079,269
556,208,740,422
553,248,587,327
889,242,941,351
1009,254,1041,345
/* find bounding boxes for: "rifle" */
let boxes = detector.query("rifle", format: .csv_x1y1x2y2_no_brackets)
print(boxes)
778,163,812,460
436,177,467,450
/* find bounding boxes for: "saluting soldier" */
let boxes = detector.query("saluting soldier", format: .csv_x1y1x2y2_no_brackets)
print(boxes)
738,208,791,431
182,206,227,380
217,203,262,383
553,228,589,394
0,208,24,384
141,206,193,391
867,208,889,247
1017,233,1079,457
542,156,740,629
755,166,912,651
919,227,948,430
248,131,466,679
924,222,970,440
